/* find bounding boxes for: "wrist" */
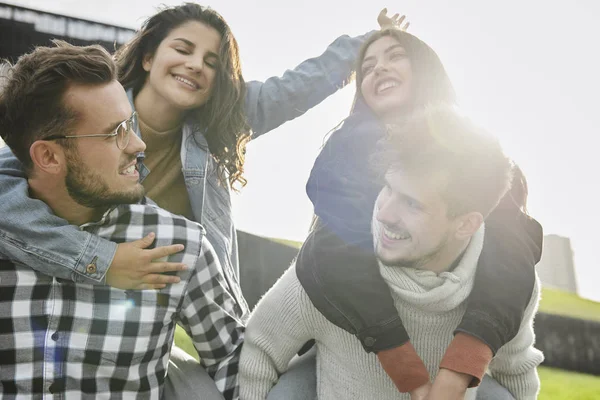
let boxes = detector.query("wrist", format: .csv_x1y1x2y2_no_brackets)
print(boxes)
433,368,471,394
440,332,493,387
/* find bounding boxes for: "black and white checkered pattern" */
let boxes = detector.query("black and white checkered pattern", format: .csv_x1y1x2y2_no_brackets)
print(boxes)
0,203,246,399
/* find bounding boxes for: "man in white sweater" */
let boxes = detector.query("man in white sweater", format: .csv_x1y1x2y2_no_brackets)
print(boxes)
239,105,544,400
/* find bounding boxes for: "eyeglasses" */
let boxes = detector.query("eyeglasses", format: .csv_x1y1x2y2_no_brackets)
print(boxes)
43,112,137,150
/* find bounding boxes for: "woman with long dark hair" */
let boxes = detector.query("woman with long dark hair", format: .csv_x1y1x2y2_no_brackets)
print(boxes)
0,3,393,293
295,28,542,399
0,3,401,399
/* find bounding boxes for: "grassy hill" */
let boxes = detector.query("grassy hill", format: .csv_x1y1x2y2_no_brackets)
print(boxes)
539,367,600,399
539,286,600,322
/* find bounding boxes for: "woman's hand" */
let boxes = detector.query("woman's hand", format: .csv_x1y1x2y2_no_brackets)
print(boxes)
377,8,410,31
426,368,471,399
410,381,432,400
106,232,188,290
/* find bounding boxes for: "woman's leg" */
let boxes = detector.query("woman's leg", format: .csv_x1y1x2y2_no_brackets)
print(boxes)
267,346,317,400
456,200,543,354
475,375,516,400
296,220,408,352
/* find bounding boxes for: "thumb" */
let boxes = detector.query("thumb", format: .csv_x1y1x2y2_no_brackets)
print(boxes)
135,232,156,249
379,8,387,18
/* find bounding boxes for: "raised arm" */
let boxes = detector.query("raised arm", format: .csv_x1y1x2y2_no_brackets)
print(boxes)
178,235,247,400
240,265,315,400
246,8,409,138
245,9,407,137
244,30,373,137
0,148,185,288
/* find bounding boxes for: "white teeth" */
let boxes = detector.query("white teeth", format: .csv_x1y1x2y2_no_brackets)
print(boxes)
174,75,197,89
121,165,135,175
376,80,398,94
383,227,409,240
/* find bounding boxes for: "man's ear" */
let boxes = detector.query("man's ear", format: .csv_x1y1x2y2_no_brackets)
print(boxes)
142,52,153,72
454,211,484,240
29,140,66,175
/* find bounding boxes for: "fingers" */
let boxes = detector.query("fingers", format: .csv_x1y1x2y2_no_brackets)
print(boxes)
142,273,182,285
146,243,185,260
137,283,167,290
146,261,188,274
397,15,406,25
402,21,410,31
133,232,156,249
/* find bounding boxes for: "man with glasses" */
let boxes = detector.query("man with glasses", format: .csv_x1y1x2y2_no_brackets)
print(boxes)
0,42,244,399
43,111,137,148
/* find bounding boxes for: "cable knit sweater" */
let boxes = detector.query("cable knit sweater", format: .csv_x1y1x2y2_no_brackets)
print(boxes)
240,226,544,400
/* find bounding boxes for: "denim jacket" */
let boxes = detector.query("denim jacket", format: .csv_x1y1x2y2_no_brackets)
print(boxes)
0,31,374,287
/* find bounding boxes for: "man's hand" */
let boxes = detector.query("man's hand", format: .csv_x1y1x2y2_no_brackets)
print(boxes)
377,8,410,31
106,232,188,290
426,368,471,399
410,381,432,400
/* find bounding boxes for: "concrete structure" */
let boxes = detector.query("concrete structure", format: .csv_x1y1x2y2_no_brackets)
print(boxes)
238,231,300,310
0,2,134,62
538,234,578,294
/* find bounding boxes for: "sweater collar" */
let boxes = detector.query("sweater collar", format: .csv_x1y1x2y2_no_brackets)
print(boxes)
378,225,485,313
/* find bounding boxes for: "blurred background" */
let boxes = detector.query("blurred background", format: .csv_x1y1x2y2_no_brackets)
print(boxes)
1,1,598,398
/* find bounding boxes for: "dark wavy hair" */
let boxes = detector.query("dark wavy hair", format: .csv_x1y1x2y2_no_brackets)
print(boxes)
114,3,250,188
353,28,457,114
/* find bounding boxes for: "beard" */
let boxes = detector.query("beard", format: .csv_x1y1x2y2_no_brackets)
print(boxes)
64,149,145,209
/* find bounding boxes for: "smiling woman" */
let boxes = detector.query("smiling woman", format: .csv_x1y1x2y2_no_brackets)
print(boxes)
360,36,414,118
137,21,222,130
0,2,387,399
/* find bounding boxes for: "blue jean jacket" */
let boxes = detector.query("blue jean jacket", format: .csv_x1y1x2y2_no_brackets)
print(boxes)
0,31,374,288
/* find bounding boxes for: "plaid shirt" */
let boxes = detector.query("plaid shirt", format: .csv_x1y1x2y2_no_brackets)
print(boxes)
0,203,247,399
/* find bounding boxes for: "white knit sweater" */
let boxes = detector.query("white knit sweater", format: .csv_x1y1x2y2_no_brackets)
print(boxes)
240,227,544,400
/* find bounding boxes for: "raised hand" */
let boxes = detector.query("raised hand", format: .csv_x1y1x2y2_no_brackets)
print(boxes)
106,232,188,290
377,8,410,31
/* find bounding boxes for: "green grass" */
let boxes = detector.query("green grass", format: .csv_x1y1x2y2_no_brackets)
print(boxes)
538,367,600,400
539,287,600,322
174,326,199,361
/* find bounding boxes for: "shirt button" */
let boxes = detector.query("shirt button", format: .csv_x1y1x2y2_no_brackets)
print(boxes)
364,336,376,347
49,383,57,393
51,332,59,341
86,263,97,274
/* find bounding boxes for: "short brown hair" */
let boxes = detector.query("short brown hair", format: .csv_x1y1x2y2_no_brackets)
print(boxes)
377,104,513,218
0,40,117,171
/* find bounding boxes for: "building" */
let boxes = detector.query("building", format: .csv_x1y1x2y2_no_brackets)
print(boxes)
537,234,578,294
0,2,134,62
0,2,136,148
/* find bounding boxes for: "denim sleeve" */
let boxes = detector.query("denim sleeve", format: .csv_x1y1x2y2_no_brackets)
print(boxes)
245,31,376,138
0,148,117,283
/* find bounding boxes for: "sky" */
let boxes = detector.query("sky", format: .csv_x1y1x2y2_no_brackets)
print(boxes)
2,0,599,302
